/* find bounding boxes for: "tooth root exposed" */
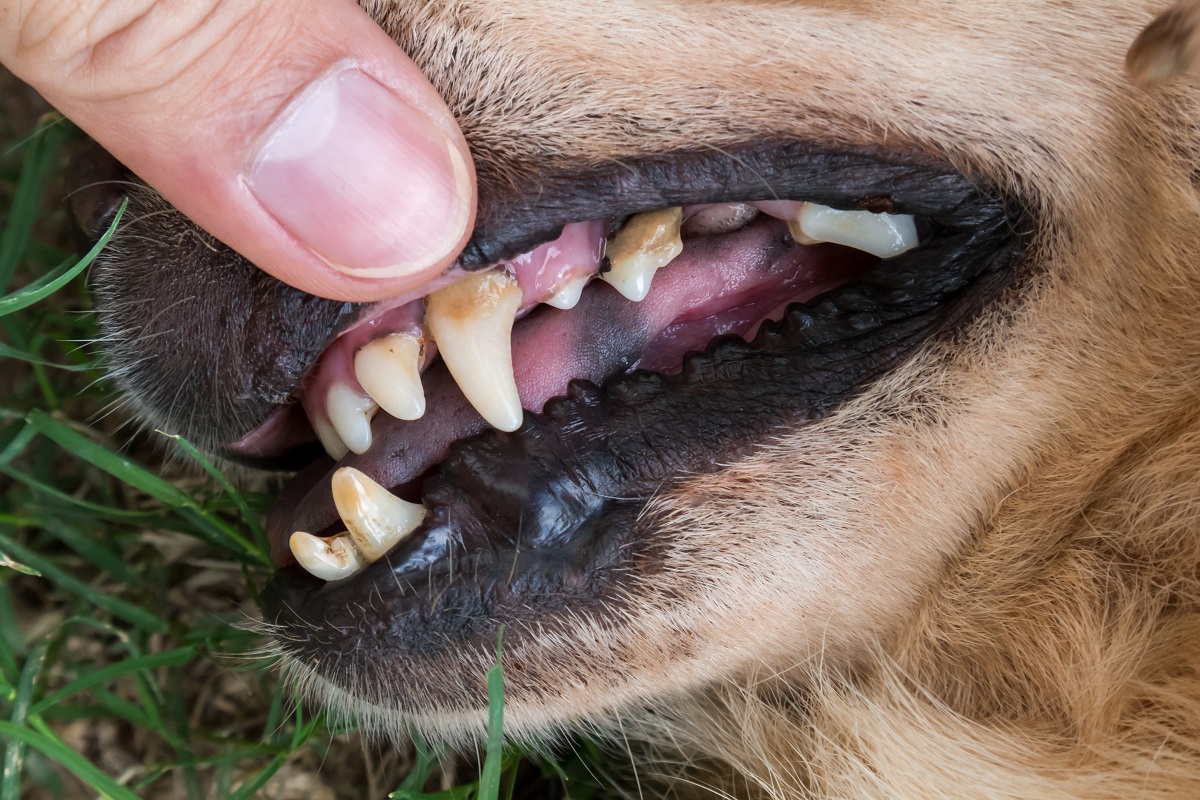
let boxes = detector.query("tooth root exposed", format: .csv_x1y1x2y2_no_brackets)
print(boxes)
793,203,919,258
326,383,378,455
355,333,426,421
544,274,590,310
332,467,426,561
312,416,350,461
289,531,363,581
601,207,683,302
425,270,524,432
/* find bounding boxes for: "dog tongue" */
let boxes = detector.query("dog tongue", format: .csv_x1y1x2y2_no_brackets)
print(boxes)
273,219,867,558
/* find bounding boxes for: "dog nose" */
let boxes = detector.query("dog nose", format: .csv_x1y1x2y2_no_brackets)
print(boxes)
67,138,130,243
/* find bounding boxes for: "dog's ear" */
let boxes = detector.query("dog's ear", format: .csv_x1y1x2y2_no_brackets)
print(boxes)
1127,1,1200,86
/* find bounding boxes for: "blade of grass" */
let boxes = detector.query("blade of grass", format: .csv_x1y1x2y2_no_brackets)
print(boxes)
0,339,94,371
28,646,196,716
1,719,140,800
25,409,190,507
0,528,168,633
0,115,70,294
228,712,323,800
158,432,268,559
479,627,507,800
393,734,441,794
0,419,37,467
0,198,127,317
2,464,174,526
1,640,48,798
36,517,134,583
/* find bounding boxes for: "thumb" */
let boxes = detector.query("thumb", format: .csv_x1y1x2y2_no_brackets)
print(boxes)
0,0,476,302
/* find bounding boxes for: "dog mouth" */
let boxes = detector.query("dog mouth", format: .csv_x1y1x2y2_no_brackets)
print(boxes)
249,141,1024,637
73,137,1024,670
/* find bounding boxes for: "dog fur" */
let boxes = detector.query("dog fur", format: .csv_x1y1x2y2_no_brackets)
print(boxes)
92,1,1200,796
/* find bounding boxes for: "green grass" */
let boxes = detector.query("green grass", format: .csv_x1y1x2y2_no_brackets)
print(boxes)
0,106,616,799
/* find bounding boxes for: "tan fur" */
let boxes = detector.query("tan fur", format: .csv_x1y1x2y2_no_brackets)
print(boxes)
111,0,1200,795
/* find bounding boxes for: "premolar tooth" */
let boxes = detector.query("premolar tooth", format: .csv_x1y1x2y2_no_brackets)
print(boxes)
792,203,918,258
544,274,590,310
326,383,378,455
289,531,362,581
355,333,426,421
332,467,426,561
312,416,350,460
425,271,524,432
601,207,683,302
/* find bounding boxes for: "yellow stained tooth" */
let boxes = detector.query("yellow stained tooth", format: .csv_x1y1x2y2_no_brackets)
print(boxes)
355,333,427,421
332,467,426,561
601,207,683,302
289,531,362,581
793,202,918,258
326,383,378,455
425,270,524,432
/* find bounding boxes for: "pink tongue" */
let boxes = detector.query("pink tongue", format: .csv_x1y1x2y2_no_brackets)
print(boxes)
283,218,869,543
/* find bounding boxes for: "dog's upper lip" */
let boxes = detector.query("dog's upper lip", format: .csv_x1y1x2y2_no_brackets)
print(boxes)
173,141,986,467
457,141,976,271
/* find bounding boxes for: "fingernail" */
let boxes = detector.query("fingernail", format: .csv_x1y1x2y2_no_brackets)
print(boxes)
246,67,471,279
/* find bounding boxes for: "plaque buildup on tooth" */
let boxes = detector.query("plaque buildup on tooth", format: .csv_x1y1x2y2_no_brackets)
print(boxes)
355,333,427,421
425,270,524,432
289,530,362,581
601,207,683,302
332,467,426,561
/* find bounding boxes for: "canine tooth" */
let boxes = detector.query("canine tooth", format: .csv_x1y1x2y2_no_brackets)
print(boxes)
355,333,426,421
326,383,378,455
544,274,590,310
312,416,350,460
792,203,919,258
601,207,683,302
332,467,426,561
289,531,362,581
425,271,524,432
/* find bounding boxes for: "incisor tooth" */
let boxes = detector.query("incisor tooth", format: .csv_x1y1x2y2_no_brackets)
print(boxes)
791,203,918,258
332,467,426,561
326,383,378,455
355,333,426,421
544,274,590,310
312,416,350,460
289,531,362,581
425,271,524,432
601,207,683,302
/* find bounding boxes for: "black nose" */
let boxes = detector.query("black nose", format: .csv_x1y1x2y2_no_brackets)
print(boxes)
66,138,131,242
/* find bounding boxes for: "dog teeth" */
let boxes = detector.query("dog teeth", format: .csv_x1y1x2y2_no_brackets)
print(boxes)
326,382,378,455
791,203,918,258
544,274,591,310
312,416,350,460
354,333,426,421
289,531,362,581
601,207,684,302
332,467,426,561
425,270,524,432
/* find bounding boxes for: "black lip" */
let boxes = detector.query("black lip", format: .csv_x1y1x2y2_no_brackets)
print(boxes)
459,141,974,268
262,146,1028,686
